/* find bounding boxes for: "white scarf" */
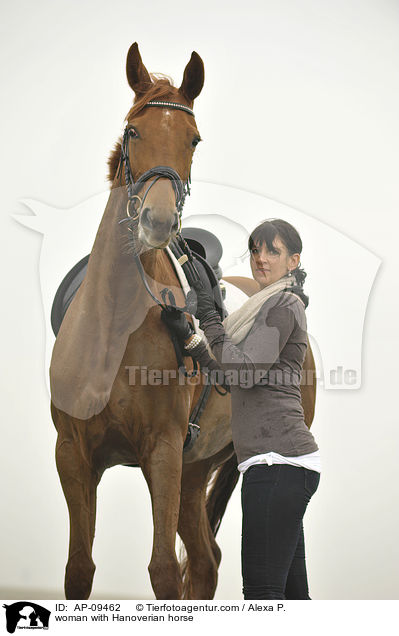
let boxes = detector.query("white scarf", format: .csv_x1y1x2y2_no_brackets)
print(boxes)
222,274,304,344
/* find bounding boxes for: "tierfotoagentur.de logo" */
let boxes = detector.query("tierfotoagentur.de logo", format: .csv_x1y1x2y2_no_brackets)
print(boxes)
2,603,50,633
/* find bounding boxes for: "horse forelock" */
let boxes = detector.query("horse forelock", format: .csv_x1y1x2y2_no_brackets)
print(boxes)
108,75,188,183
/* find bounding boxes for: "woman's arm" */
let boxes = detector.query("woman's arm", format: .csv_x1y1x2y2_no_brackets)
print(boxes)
189,294,301,389
222,276,260,297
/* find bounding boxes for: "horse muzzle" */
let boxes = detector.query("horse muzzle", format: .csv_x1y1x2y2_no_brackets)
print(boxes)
138,207,180,248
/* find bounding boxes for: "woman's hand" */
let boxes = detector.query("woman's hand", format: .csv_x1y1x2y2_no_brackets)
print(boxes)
192,280,221,326
161,308,194,344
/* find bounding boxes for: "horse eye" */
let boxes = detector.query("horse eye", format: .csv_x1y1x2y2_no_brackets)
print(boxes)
129,127,138,138
192,136,201,148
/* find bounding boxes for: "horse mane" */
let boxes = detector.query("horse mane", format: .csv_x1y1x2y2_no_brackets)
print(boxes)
107,74,180,182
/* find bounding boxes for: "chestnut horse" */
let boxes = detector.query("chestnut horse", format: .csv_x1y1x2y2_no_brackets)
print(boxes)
50,42,317,600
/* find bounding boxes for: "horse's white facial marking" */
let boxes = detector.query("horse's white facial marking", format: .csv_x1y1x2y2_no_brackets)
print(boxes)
160,109,172,133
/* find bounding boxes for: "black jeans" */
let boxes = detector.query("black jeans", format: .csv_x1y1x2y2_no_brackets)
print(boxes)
241,463,320,600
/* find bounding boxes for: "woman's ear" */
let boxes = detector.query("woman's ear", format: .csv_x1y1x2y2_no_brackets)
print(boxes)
289,253,301,270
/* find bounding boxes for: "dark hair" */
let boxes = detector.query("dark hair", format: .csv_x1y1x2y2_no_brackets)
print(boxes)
248,218,309,307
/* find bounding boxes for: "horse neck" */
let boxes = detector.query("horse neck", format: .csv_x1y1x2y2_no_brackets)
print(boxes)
85,181,187,321
85,184,164,313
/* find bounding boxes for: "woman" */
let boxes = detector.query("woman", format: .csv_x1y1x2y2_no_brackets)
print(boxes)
163,218,320,600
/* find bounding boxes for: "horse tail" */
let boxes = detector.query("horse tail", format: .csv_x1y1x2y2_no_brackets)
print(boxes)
206,452,239,537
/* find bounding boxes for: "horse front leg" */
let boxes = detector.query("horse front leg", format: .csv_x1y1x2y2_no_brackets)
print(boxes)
55,432,101,599
140,429,184,600
178,459,221,599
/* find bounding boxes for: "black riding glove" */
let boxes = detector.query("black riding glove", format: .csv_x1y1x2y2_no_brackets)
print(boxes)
192,280,221,327
161,308,194,344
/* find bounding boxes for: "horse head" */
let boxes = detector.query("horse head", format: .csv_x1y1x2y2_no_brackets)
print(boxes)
112,42,204,249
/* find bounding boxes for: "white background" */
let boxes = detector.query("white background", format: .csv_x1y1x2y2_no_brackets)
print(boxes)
1,0,398,606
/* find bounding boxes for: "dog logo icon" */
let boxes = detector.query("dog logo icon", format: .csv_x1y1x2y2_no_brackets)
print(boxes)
2,602,50,633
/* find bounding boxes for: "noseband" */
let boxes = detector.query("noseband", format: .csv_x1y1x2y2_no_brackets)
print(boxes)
117,100,194,221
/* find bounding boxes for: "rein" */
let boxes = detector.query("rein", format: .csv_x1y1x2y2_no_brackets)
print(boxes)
115,98,228,446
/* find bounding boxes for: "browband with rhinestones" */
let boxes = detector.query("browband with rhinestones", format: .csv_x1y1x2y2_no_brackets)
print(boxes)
145,100,195,117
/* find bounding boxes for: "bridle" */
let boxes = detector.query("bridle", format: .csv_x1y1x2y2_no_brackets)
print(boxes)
117,99,201,377
117,100,194,223
117,99,199,307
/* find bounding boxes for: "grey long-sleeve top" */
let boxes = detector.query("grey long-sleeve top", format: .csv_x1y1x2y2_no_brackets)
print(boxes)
191,290,318,464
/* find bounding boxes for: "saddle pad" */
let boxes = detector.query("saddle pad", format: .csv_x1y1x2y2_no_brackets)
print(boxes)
51,254,89,336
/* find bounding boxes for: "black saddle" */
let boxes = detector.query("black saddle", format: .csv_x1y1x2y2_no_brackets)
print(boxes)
51,228,227,337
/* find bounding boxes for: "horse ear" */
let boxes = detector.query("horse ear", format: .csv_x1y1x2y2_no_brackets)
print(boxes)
179,51,204,103
126,42,152,96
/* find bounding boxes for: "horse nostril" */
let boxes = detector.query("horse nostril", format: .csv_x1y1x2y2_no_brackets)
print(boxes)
140,207,151,229
171,213,179,233
140,208,179,235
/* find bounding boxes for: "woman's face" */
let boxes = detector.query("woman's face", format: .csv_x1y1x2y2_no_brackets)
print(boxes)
250,235,300,289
